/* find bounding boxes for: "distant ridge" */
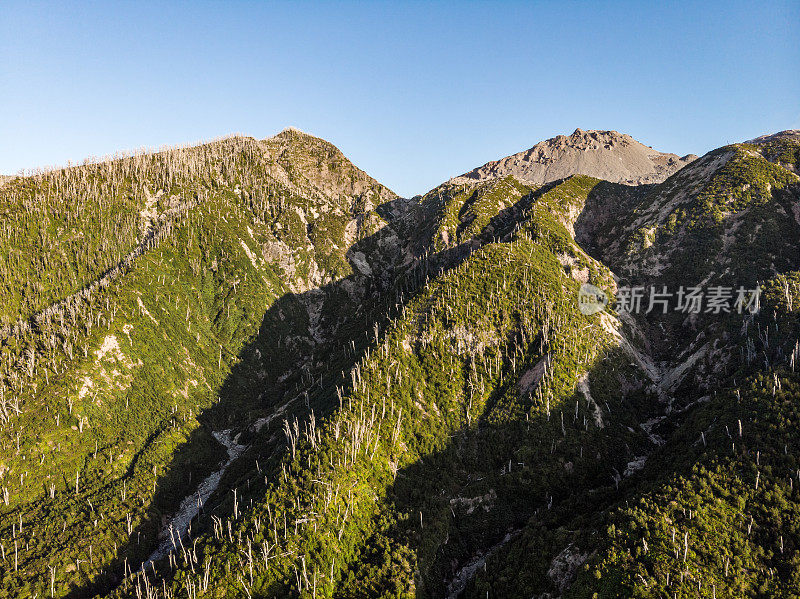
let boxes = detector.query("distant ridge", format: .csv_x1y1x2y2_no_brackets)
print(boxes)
746,129,800,144
453,128,697,186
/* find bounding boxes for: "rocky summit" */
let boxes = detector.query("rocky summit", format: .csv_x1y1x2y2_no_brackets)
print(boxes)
1,127,799,599
453,128,698,186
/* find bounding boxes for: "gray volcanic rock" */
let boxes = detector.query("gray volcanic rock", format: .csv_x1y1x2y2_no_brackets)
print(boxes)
453,128,696,186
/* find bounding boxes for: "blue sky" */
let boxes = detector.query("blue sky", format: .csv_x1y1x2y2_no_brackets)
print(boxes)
2,1,798,197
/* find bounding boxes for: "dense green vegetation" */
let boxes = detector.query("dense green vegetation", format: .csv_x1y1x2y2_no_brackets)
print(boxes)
0,129,798,598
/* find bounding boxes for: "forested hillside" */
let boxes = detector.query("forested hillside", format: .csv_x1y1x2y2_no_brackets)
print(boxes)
1,128,799,598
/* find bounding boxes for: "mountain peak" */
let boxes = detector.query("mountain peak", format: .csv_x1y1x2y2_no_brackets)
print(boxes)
746,129,800,144
272,125,312,139
261,127,397,203
453,129,696,186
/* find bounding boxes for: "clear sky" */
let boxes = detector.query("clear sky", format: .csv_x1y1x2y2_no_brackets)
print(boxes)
2,1,798,197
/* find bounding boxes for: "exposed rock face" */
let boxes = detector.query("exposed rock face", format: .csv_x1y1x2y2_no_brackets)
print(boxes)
453,128,696,186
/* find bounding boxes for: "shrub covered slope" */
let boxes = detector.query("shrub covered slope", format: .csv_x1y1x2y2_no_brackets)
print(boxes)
0,129,798,598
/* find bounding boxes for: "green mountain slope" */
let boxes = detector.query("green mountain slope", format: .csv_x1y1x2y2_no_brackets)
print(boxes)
463,133,800,598
0,130,398,598
0,129,799,599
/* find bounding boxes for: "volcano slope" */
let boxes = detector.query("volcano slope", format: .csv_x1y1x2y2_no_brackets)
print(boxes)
0,129,798,598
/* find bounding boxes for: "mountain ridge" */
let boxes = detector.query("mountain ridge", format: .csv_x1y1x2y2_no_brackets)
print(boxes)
0,127,798,599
